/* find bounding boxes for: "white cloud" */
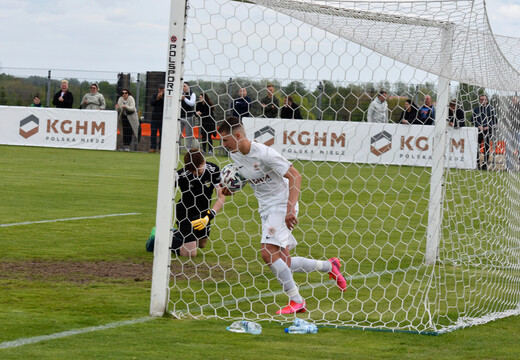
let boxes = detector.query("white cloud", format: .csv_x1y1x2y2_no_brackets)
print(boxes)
494,4,520,20
487,2,520,36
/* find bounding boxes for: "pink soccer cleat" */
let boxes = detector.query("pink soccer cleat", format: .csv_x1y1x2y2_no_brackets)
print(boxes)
328,258,347,292
276,300,307,315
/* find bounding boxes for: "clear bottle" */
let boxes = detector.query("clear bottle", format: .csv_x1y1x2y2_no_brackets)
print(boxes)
293,318,312,327
284,324,318,334
226,320,262,335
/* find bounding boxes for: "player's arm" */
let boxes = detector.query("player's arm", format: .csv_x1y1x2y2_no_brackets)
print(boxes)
284,165,301,230
212,185,227,213
191,185,227,231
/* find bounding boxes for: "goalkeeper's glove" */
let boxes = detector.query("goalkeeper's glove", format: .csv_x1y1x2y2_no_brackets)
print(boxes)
191,209,216,231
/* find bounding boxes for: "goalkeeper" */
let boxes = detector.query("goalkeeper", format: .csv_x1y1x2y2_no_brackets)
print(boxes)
173,148,226,257
217,117,347,315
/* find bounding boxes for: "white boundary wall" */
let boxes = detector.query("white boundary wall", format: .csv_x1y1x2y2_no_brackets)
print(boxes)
0,106,117,150
243,118,478,169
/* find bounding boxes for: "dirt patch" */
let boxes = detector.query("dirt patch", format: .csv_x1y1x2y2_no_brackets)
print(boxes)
0,260,228,283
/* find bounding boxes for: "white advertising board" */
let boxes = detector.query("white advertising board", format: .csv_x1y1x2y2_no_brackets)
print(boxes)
243,118,478,169
0,106,117,150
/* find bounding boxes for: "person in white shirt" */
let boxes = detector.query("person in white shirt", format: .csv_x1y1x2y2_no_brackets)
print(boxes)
207,116,347,315
367,90,389,123
181,82,197,149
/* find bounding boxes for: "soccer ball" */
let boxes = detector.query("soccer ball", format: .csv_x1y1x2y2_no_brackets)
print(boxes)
220,163,247,192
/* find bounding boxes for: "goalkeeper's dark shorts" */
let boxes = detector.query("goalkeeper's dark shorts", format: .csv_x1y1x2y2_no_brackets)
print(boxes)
177,219,211,244
171,219,211,255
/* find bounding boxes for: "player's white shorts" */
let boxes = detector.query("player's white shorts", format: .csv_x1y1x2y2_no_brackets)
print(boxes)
260,203,299,250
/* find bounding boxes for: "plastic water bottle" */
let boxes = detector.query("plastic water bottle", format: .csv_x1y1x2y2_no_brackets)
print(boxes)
284,324,318,334
284,318,318,334
226,320,262,335
293,318,312,327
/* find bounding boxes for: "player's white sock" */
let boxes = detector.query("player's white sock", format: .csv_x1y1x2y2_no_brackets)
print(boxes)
290,257,332,273
269,258,304,304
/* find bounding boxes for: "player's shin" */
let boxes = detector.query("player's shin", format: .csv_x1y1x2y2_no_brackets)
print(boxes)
269,259,304,303
290,257,332,273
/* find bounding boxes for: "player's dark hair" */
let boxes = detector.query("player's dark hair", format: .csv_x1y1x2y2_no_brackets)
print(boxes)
184,148,204,172
218,116,242,135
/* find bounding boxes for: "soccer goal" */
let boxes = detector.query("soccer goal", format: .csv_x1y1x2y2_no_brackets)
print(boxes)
151,0,520,334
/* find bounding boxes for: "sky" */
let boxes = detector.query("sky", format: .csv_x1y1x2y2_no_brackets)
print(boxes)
1,0,520,83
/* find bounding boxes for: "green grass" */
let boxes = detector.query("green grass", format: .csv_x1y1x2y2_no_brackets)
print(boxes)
1,145,520,359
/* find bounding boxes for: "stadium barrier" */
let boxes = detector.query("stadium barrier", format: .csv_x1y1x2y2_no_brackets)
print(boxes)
0,106,117,150
243,118,479,169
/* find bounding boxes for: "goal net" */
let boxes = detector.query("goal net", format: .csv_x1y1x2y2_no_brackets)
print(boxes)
152,0,520,334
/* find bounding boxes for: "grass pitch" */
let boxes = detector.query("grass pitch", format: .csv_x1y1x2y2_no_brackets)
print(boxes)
1,145,520,359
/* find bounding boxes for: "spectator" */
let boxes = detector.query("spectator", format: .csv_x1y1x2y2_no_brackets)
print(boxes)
417,95,436,125
260,84,279,118
149,84,165,153
115,89,139,151
367,90,388,123
232,87,252,119
30,95,42,107
471,94,496,170
280,95,303,119
399,99,419,124
448,99,465,128
181,82,196,149
52,79,74,108
196,92,216,155
81,83,106,110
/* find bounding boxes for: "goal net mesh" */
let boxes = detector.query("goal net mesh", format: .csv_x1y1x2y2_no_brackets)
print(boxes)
165,0,520,334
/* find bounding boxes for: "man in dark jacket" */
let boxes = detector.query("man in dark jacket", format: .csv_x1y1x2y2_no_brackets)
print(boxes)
471,94,496,170
232,87,252,119
448,99,466,128
260,84,279,118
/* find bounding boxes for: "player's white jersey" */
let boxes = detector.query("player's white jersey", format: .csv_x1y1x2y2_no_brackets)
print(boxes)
230,141,291,215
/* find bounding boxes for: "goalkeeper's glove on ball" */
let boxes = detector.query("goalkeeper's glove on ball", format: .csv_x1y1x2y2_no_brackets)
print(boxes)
191,209,216,230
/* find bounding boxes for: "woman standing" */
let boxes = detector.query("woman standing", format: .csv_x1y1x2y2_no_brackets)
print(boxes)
81,83,106,110
196,93,216,155
399,99,419,125
52,79,74,108
115,89,139,151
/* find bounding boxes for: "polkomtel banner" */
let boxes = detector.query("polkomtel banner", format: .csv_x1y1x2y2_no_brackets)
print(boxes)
243,118,478,169
0,106,117,150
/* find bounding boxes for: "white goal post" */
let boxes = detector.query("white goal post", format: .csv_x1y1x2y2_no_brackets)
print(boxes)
149,0,188,316
150,0,520,334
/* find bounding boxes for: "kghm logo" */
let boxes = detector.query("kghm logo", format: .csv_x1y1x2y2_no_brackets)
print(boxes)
370,131,392,156
254,126,275,146
19,115,39,139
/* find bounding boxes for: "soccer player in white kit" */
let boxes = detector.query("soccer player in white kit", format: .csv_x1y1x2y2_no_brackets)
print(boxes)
217,117,347,314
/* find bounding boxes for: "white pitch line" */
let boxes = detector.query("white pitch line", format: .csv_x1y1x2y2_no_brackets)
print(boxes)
0,264,427,349
0,317,154,349
0,213,141,228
